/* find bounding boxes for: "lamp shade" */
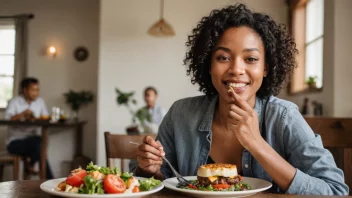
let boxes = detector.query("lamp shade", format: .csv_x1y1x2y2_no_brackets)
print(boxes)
148,18,175,37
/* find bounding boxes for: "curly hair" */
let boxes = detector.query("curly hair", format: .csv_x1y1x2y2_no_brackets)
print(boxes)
184,3,298,98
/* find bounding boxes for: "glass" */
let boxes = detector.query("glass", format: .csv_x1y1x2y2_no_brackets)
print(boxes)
51,106,61,122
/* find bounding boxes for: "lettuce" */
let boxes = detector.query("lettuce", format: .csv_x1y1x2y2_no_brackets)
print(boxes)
138,177,161,191
120,172,133,182
79,176,104,194
85,162,120,175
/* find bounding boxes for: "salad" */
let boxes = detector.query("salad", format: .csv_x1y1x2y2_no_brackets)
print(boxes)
56,162,161,194
179,178,252,192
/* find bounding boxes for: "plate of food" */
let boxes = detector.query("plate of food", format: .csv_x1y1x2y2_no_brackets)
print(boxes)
163,164,272,198
40,162,164,198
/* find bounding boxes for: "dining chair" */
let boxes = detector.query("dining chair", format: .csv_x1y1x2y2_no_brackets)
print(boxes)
305,117,352,195
104,132,156,172
0,152,20,181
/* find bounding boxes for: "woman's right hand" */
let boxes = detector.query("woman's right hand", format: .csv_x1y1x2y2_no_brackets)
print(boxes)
136,136,165,175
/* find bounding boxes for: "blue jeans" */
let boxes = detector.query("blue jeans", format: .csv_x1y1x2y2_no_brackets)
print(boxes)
7,136,54,179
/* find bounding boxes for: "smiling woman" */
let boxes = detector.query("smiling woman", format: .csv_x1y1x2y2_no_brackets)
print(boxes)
133,3,349,196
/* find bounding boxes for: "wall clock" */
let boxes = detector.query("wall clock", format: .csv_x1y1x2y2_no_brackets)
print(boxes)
74,46,89,62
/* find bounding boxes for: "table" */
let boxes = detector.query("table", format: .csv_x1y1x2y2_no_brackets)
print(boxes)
0,180,351,198
0,120,86,179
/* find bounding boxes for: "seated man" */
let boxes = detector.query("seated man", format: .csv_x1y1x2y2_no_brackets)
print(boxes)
5,77,53,179
142,86,166,133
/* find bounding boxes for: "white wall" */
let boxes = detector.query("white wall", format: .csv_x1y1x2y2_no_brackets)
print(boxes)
333,0,352,117
0,0,99,179
98,0,288,166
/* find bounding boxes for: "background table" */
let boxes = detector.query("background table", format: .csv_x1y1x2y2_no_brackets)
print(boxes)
0,120,86,179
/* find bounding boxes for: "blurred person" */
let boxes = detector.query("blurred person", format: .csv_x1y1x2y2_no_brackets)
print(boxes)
5,77,54,179
141,86,166,133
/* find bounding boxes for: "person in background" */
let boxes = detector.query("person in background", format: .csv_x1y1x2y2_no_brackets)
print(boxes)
5,77,54,179
142,86,166,133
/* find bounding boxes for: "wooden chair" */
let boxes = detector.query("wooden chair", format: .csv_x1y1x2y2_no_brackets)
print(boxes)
104,132,156,172
305,117,352,195
0,152,20,181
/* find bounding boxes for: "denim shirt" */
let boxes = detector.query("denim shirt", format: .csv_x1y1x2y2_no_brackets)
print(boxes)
155,95,349,195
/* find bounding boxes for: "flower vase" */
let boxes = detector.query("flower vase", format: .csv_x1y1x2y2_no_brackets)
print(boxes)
72,110,79,122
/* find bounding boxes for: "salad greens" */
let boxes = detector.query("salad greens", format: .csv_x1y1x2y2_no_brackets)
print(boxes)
198,184,214,191
180,181,252,191
241,183,252,190
79,176,105,194
120,172,133,182
139,177,162,191
86,162,120,175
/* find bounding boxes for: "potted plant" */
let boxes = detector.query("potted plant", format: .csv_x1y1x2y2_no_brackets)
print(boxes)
63,90,94,121
306,76,318,89
115,88,152,133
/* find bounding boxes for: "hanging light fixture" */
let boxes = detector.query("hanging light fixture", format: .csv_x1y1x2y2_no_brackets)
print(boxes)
148,0,175,37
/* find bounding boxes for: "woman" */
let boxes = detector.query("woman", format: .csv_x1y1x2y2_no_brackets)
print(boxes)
134,4,349,195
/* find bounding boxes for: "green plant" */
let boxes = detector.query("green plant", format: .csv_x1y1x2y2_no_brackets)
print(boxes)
115,88,151,127
63,90,94,111
306,76,318,86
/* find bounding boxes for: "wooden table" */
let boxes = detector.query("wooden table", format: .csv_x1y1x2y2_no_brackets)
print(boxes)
0,180,351,198
0,120,86,179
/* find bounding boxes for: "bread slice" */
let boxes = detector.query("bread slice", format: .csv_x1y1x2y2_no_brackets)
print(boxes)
197,163,238,178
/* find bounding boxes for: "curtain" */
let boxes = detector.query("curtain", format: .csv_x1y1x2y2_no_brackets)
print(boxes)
13,15,29,95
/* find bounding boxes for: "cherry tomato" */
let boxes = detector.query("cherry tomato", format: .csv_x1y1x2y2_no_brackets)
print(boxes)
132,186,140,193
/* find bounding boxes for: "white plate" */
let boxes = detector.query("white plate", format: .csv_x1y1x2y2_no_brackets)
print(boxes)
163,176,272,198
40,177,164,198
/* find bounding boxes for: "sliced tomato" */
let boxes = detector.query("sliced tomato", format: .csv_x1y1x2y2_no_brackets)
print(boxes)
132,186,140,193
212,184,230,189
66,168,87,187
188,184,198,190
104,174,126,194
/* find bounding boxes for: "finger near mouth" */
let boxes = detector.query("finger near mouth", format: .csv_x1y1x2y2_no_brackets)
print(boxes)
223,81,250,92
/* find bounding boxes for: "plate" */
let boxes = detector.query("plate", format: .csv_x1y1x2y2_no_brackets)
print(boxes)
163,176,272,198
40,177,164,198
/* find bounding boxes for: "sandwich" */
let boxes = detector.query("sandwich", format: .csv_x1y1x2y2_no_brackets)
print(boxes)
196,163,242,186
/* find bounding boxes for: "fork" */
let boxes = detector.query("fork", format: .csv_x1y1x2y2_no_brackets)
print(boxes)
129,141,192,187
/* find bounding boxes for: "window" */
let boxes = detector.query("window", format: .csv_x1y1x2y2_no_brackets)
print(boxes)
289,0,324,94
305,0,324,88
0,22,16,108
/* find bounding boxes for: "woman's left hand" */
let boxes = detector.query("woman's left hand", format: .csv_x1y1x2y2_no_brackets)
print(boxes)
227,90,264,151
